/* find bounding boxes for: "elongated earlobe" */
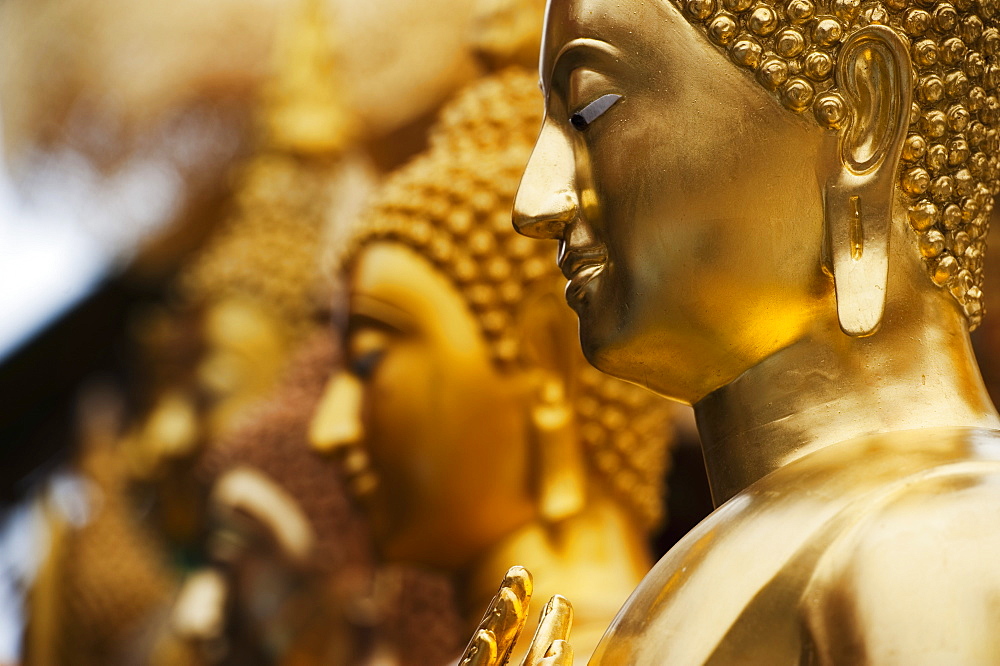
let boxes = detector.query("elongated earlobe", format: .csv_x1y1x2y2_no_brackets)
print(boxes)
517,292,586,522
825,25,913,336
531,380,586,524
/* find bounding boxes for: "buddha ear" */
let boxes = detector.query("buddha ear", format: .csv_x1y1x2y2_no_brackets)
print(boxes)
824,25,913,337
516,292,587,523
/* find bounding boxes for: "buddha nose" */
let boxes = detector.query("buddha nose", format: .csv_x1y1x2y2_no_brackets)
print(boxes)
309,370,364,455
513,124,578,240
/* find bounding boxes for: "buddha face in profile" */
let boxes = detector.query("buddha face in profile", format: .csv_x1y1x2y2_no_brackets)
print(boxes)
515,0,995,403
314,242,541,568
310,69,672,571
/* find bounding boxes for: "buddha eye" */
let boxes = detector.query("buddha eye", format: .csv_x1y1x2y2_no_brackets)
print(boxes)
569,93,622,131
346,322,393,381
349,349,385,381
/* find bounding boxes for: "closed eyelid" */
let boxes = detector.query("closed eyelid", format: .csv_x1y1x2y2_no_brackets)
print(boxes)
545,38,622,99
571,93,622,130
345,327,390,380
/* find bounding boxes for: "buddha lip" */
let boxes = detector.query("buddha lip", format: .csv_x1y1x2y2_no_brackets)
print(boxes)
560,247,607,302
559,246,608,281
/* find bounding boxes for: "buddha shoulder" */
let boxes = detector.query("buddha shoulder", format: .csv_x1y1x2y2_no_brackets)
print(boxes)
591,427,1000,665
801,434,1000,664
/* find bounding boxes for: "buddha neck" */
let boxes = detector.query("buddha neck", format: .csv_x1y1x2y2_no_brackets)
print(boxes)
462,489,650,657
694,297,1000,506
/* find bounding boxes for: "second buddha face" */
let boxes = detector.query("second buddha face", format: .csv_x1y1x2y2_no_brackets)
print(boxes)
514,0,838,403
311,242,536,569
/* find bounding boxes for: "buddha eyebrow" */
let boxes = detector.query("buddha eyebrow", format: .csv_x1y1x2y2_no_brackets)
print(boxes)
545,38,622,96
571,93,622,130
348,294,414,334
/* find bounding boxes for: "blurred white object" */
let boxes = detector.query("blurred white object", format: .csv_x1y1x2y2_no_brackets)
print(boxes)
0,103,183,361
0,472,92,663
172,568,228,642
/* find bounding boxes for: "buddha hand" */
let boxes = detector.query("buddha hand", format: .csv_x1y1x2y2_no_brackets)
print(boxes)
459,566,573,666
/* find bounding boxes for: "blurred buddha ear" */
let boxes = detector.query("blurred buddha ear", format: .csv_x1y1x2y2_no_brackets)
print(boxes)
517,291,578,384
825,25,912,337
531,378,586,523
518,292,586,523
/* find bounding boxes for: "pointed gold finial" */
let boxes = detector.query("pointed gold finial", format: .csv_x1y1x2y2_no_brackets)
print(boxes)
261,0,352,155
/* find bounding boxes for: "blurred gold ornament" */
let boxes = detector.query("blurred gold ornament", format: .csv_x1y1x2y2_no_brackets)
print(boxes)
261,0,353,154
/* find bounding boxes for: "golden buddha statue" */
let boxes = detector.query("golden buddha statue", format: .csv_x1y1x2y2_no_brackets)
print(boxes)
22,385,205,666
120,0,355,555
171,332,467,666
124,4,570,664
466,0,1000,662
128,0,550,486
310,66,677,664
169,333,371,666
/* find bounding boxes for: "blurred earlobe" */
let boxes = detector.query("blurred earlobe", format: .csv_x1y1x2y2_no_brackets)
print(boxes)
531,379,586,523
516,291,587,522
825,25,913,336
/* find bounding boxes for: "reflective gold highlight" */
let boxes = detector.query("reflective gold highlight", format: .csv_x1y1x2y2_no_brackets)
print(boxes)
676,0,998,326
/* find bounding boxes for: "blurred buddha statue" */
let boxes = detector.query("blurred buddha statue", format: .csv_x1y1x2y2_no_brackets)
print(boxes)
170,334,371,666
171,333,465,666
122,0,356,556
24,8,356,663
25,386,181,666
124,0,552,547
467,0,1000,662
310,67,677,664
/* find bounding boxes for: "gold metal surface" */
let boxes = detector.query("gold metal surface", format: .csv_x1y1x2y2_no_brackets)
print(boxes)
458,567,574,666
506,0,1000,661
311,66,678,663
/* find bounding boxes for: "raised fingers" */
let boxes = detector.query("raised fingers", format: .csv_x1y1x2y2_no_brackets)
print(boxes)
459,566,534,666
520,595,573,666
